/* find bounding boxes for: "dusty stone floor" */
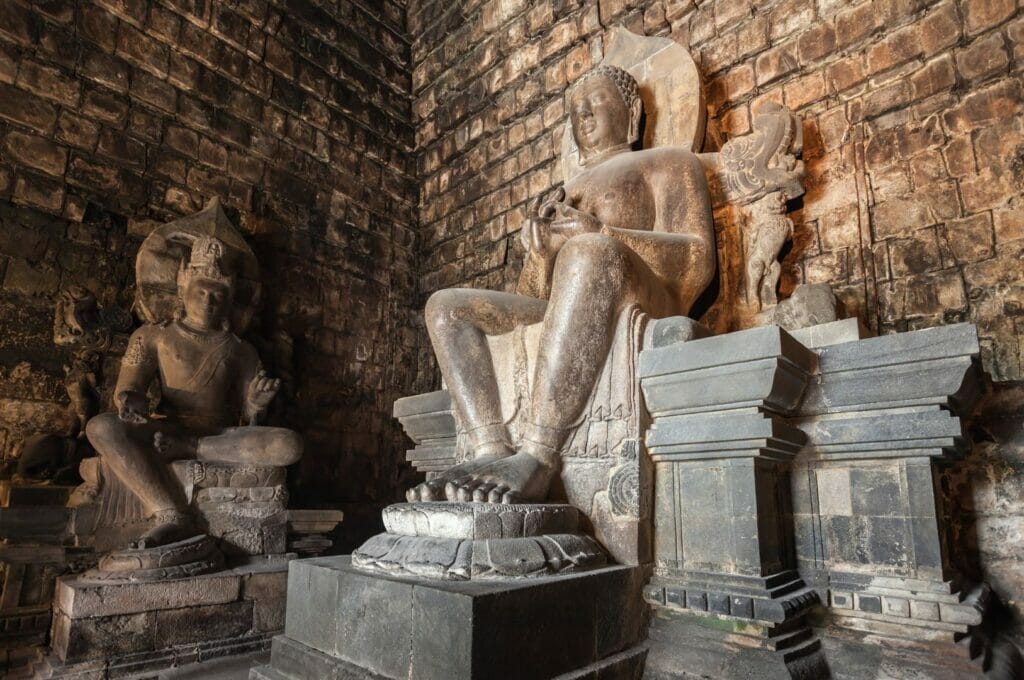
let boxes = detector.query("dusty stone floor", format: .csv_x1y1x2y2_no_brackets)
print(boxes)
158,651,269,680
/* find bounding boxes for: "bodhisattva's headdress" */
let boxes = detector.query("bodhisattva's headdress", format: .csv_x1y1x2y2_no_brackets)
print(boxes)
176,235,234,294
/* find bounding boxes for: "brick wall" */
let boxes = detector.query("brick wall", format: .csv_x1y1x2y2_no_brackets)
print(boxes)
0,0,424,541
406,0,1024,640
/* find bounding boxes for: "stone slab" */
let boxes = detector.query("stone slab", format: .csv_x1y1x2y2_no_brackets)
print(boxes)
56,570,243,618
49,561,290,667
276,555,647,680
787,317,872,349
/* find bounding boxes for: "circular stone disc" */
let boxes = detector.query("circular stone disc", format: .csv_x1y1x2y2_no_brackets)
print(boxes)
562,26,706,183
135,199,261,334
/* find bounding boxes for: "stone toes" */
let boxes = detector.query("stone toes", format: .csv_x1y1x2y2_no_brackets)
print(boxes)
502,489,520,504
488,485,509,503
472,483,496,502
444,477,470,501
456,480,482,502
405,487,418,502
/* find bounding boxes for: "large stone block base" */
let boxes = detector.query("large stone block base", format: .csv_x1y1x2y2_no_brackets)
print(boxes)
39,557,291,678
251,556,648,680
644,608,829,680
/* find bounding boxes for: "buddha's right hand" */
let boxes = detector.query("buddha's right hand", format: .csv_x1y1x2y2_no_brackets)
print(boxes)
116,391,149,425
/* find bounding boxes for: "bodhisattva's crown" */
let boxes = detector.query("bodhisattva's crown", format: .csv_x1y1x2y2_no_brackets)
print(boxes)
177,235,233,292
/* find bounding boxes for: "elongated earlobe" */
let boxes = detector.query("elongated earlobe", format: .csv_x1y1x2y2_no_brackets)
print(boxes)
628,97,642,144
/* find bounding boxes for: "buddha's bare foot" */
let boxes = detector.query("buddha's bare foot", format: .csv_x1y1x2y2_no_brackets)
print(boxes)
444,452,556,504
406,453,509,502
153,431,198,459
131,511,199,549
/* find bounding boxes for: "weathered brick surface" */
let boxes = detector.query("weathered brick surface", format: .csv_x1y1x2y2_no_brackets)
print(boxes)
408,0,1024,384
0,0,423,535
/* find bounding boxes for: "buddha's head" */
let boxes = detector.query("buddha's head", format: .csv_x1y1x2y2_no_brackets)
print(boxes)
176,236,234,331
569,65,642,165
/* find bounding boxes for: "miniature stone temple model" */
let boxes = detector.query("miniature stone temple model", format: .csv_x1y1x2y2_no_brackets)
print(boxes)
71,200,303,571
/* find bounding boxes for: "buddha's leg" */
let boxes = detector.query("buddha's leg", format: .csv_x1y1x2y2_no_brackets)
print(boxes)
85,414,197,548
196,426,303,466
409,288,547,501
447,233,676,504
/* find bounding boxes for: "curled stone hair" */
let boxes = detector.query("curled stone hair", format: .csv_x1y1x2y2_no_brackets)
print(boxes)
572,64,641,112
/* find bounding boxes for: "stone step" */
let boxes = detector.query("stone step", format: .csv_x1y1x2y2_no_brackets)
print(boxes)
778,635,823,664
765,626,814,652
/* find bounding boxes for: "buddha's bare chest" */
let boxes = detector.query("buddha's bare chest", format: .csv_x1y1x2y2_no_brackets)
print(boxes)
567,167,655,231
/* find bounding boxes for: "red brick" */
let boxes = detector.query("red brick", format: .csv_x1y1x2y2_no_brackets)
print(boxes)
944,212,996,263
797,22,837,65
117,24,170,77
835,2,878,49
910,55,956,101
736,15,769,60
81,49,130,93
827,57,866,93
715,0,751,29
956,32,1010,82
944,137,977,176
56,111,100,150
964,0,1016,36
131,69,177,111
917,2,961,56
16,60,80,106
93,0,147,27
784,72,826,110
78,4,118,51
97,127,145,169
0,1,38,46
768,0,814,40
755,44,798,86
860,80,912,120
13,172,64,212
942,79,1022,133
0,83,58,132
3,131,68,176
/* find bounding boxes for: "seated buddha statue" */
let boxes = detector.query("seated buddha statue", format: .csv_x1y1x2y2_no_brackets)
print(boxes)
85,235,302,549
408,64,716,504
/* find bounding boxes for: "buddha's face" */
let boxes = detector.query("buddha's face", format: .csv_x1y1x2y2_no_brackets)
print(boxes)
570,76,631,159
181,278,231,330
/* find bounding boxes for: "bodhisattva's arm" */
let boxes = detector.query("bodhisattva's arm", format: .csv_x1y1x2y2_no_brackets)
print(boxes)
115,327,159,423
600,154,715,288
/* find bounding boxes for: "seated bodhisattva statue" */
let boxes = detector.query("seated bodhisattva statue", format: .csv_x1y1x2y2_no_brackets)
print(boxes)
409,65,715,505
85,236,302,549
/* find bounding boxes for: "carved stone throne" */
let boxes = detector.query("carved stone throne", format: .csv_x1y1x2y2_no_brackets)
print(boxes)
70,457,289,558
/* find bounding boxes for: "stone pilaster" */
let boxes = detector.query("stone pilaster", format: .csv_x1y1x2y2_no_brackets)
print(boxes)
639,326,827,678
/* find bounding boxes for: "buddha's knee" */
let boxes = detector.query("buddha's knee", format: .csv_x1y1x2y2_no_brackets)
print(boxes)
264,428,303,466
85,413,130,455
425,288,474,334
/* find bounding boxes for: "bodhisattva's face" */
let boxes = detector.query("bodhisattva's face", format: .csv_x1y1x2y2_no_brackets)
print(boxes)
181,279,231,330
570,76,631,160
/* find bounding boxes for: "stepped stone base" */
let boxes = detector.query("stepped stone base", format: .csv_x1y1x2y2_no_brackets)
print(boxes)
644,608,829,680
41,556,291,678
251,555,648,680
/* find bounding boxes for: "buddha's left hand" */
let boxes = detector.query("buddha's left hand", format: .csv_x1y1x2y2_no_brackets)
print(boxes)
549,203,602,237
246,370,281,412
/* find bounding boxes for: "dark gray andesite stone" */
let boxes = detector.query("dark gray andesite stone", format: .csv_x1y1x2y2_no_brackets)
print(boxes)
268,555,648,680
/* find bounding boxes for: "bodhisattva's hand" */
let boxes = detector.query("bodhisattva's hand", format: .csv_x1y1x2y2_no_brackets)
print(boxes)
246,370,281,413
117,391,149,425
